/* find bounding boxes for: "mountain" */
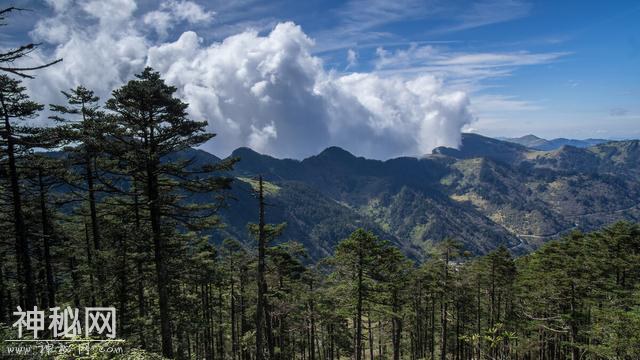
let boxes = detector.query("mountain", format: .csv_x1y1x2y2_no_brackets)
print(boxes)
434,133,529,164
196,133,640,259
501,134,609,150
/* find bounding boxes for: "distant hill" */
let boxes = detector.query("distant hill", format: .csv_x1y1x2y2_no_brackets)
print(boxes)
188,133,640,259
501,134,609,150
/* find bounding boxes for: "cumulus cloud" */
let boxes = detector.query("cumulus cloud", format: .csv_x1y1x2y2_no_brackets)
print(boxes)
144,23,473,158
143,0,215,38
27,0,474,160
82,0,138,31
330,73,471,155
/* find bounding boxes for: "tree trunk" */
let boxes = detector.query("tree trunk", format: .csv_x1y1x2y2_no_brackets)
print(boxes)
118,232,128,336
431,296,435,360
476,279,481,337
441,248,449,360
356,242,364,360
38,168,55,308
569,282,579,360
85,155,101,249
379,320,383,359
310,280,316,360
256,176,267,360
68,257,81,308
368,310,374,360
1,95,35,308
218,284,225,359
240,266,249,360
133,180,147,349
230,267,238,360
455,300,460,360
266,301,275,360
137,259,146,348
148,157,173,358
84,220,96,307
490,260,495,329
392,292,402,360
0,266,6,322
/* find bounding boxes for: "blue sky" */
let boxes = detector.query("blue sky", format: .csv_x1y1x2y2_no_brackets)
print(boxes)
4,0,640,158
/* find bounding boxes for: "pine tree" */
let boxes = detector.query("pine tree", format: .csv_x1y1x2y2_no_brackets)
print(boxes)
20,154,67,309
332,229,386,360
432,238,461,360
377,246,412,360
0,75,48,308
49,86,110,304
103,67,236,358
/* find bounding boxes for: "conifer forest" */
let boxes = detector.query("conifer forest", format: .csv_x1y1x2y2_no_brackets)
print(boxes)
2,5,640,360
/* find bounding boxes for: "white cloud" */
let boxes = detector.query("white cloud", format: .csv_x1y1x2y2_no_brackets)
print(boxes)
144,0,215,38
146,22,473,158
375,44,437,70
168,0,215,23
27,0,150,120
248,122,278,150
331,73,471,154
313,0,432,53
346,49,358,69
471,94,542,113
32,18,71,44
375,44,566,73
435,0,532,34
44,0,73,13
314,0,532,53
373,44,568,92
81,0,138,30
143,11,173,38
433,52,567,67
29,1,475,159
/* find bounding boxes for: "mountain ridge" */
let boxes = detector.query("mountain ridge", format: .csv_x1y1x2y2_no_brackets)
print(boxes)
500,134,611,150
199,133,640,259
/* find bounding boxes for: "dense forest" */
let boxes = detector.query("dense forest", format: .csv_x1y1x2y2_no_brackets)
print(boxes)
2,7,640,360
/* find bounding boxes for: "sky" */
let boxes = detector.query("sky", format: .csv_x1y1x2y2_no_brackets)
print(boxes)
3,0,640,159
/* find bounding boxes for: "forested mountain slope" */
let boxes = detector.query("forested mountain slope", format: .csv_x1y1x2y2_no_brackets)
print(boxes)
202,133,640,258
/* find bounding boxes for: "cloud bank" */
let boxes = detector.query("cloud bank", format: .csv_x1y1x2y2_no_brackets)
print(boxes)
28,0,474,159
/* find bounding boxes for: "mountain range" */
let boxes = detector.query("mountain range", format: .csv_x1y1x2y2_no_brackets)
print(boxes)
500,134,609,150
191,133,640,260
